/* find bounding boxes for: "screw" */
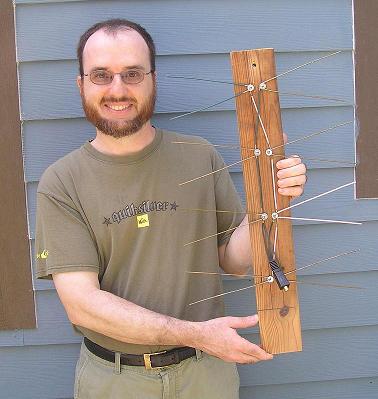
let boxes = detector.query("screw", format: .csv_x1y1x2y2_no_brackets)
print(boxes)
265,276,274,283
266,148,273,156
271,212,278,220
247,84,255,92
259,82,267,90
254,148,261,157
261,213,268,221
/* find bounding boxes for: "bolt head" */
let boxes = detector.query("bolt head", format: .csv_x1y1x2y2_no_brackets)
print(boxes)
254,148,261,156
259,82,267,90
266,148,273,156
247,84,255,92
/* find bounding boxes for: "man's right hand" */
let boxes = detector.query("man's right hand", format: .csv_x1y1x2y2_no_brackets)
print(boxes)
192,314,273,364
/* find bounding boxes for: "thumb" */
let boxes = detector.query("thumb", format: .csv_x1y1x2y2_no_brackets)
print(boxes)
283,132,288,145
228,315,259,329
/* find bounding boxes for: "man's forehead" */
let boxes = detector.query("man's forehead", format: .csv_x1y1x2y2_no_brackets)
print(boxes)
83,29,150,68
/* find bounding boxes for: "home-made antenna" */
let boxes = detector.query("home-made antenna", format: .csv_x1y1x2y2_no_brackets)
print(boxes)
230,48,302,354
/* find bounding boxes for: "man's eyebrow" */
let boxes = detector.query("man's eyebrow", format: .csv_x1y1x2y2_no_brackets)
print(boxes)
123,65,148,71
87,67,109,74
89,65,147,72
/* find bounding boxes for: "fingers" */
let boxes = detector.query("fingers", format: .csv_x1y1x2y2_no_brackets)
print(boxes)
199,315,274,364
227,316,273,363
277,173,307,189
238,336,273,362
276,156,304,174
234,351,272,364
223,336,273,364
227,352,267,364
227,314,259,329
278,185,304,197
276,155,307,198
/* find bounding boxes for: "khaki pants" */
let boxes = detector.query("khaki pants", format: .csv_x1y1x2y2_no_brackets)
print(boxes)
74,341,240,399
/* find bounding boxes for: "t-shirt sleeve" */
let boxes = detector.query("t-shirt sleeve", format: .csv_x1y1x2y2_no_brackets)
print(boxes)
211,149,245,246
35,190,100,280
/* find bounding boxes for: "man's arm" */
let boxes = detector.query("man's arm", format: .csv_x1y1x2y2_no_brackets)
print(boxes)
219,155,307,274
53,271,272,364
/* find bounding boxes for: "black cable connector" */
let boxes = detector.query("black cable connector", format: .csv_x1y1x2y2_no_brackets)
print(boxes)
269,259,290,290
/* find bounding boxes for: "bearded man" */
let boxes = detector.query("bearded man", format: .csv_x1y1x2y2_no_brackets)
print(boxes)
35,19,307,399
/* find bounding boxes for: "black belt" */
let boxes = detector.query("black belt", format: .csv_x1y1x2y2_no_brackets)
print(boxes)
84,337,197,370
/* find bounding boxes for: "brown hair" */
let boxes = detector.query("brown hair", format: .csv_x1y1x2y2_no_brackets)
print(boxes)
77,19,156,76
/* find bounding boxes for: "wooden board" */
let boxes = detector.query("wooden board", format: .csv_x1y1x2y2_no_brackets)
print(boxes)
354,0,378,199
0,0,36,330
230,48,302,353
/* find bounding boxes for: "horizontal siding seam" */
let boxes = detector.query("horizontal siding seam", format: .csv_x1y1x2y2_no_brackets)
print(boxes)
16,48,355,64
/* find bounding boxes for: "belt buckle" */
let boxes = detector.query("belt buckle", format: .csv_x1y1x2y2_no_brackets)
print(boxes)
143,351,167,370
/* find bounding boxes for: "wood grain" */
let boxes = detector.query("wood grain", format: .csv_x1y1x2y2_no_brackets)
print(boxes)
354,0,378,199
230,48,302,353
0,0,36,329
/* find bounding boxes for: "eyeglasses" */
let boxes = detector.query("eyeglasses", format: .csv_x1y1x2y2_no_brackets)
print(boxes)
84,69,154,85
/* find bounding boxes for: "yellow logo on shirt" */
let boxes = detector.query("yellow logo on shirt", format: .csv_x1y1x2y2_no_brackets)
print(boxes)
137,214,149,228
37,250,49,259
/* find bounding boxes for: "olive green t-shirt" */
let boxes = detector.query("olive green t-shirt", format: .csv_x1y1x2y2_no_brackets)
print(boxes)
35,128,244,354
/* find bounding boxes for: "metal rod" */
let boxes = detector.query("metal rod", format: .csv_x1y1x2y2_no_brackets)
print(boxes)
170,89,248,120
184,218,262,246
179,207,252,215
262,51,342,84
285,249,360,276
272,154,356,166
189,281,266,306
289,280,363,290
272,121,353,151
165,75,248,87
270,159,278,211
262,88,347,103
278,216,362,225
277,181,355,214
273,222,278,259
179,155,256,186
187,271,263,278
251,95,271,147
171,141,245,150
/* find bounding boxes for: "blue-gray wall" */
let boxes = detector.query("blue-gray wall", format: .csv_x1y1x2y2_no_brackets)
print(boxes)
2,0,377,398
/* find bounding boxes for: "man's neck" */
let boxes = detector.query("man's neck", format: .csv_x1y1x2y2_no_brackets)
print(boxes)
90,122,156,156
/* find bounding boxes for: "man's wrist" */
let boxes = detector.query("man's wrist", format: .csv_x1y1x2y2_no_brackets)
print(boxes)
176,319,203,348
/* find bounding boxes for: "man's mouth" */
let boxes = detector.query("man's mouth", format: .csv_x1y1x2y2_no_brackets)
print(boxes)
105,103,133,111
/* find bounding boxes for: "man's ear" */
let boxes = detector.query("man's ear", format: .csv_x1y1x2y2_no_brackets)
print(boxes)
77,76,83,95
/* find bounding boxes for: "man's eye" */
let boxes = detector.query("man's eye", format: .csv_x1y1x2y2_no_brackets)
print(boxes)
127,70,140,78
93,71,109,79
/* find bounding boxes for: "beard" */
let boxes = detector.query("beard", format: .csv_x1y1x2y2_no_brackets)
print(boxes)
81,83,156,139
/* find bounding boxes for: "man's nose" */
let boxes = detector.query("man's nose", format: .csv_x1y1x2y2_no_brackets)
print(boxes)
108,74,129,96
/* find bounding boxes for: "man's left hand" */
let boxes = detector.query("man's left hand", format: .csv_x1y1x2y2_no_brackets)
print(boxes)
276,156,307,198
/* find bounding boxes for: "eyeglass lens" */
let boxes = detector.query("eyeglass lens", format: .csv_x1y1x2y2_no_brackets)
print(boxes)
90,70,146,85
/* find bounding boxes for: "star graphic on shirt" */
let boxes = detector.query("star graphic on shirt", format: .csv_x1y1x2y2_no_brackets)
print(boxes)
103,217,112,226
170,202,179,211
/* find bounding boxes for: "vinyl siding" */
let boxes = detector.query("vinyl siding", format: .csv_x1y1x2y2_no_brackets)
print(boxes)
2,0,377,398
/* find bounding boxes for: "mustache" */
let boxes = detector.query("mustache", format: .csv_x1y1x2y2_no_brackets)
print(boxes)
101,96,137,104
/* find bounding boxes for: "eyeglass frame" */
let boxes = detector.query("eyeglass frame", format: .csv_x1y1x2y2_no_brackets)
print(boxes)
82,68,155,85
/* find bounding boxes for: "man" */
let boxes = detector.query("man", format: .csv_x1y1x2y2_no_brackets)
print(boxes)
35,19,307,399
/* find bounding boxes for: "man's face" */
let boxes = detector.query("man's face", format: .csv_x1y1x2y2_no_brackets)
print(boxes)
78,29,156,138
